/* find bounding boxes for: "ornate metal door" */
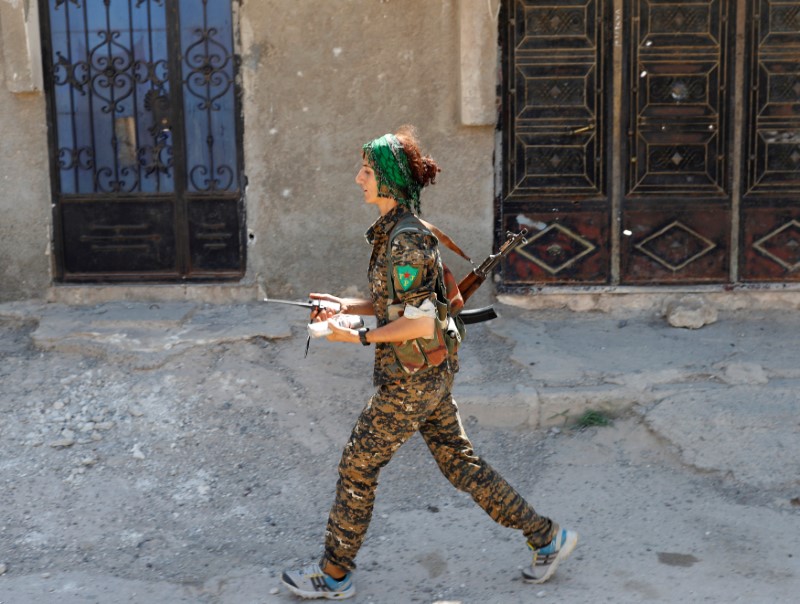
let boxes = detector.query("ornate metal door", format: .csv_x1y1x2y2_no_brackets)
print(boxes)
500,0,612,285
740,1,800,280
40,0,244,282
620,0,734,283
500,0,800,287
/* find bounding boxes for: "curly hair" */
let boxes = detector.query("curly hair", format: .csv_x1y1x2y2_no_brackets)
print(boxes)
394,125,441,189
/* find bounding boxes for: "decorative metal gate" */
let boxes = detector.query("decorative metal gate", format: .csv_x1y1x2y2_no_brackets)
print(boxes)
500,0,800,287
501,0,612,285
741,0,800,280
40,0,245,281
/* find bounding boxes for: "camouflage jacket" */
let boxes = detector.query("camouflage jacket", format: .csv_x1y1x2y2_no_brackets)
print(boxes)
365,205,455,386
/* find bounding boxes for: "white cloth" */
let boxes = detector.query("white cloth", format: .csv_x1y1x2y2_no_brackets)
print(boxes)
403,298,436,320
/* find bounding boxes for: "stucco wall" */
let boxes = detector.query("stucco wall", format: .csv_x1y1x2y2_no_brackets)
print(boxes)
0,0,498,304
0,35,51,302
238,0,496,303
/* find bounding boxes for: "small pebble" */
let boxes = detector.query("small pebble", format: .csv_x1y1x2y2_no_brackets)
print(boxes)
132,443,146,460
49,438,75,449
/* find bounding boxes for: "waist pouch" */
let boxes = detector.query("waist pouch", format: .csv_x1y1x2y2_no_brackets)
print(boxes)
386,299,462,375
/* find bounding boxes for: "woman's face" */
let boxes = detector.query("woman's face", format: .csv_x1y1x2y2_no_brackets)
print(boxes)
355,157,380,206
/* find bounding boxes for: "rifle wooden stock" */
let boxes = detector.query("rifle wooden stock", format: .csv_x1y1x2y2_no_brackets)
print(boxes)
457,271,483,303
456,229,528,305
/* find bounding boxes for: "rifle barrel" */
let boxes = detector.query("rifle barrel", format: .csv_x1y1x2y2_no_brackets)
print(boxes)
263,298,314,309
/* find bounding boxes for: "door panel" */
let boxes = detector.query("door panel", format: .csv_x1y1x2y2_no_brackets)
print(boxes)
500,0,612,285
179,1,240,194
740,0,800,281
49,0,175,196
742,207,800,279
61,199,177,275
41,0,244,281
621,206,730,282
187,198,243,273
502,205,610,284
620,0,734,284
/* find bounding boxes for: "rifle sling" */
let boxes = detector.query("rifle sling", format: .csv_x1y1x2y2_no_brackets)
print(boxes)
418,218,472,264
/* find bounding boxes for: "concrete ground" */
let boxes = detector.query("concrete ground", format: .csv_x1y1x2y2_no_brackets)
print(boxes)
0,299,798,604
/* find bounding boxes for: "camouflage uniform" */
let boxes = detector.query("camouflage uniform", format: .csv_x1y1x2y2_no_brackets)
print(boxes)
321,205,556,572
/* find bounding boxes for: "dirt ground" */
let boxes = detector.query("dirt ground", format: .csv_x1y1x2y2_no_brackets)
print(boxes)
0,305,798,603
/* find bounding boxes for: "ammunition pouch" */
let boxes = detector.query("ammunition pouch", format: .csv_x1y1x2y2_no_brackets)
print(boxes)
386,296,465,375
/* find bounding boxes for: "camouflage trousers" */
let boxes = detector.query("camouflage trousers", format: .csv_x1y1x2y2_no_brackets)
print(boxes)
321,371,556,571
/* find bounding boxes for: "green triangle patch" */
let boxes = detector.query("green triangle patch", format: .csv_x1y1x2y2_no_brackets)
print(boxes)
395,265,420,291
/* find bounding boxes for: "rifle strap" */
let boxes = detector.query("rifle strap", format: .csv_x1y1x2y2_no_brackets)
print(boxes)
418,218,472,265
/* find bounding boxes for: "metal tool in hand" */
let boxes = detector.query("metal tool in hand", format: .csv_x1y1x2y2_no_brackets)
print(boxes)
263,298,355,357
263,298,342,312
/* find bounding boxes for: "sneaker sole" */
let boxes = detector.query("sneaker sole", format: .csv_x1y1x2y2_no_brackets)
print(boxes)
281,579,356,600
523,531,579,585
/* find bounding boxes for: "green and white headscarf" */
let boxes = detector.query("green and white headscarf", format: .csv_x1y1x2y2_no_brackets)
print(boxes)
362,133,422,214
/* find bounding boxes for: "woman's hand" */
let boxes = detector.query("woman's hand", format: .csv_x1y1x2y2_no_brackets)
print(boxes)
309,293,344,322
309,293,375,321
326,319,359,344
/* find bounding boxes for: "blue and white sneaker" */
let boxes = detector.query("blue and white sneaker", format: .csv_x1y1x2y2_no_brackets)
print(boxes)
522,528,578,584
281,562,355,600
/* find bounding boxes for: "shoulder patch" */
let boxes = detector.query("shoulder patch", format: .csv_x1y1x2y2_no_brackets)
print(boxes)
395,265,420,291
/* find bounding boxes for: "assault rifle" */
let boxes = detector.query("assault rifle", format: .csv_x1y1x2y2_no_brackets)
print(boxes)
457,229,528,303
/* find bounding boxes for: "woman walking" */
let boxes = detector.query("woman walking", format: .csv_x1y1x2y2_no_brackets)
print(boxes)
281,126,577,600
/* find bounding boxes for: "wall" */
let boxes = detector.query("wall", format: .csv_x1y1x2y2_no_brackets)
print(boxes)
0,0,499,304
0,0,51,302
239,0,497,304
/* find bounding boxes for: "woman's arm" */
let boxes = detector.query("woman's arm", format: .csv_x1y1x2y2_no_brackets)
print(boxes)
309,292,375,320
338,298,375,316
327,315,434,344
